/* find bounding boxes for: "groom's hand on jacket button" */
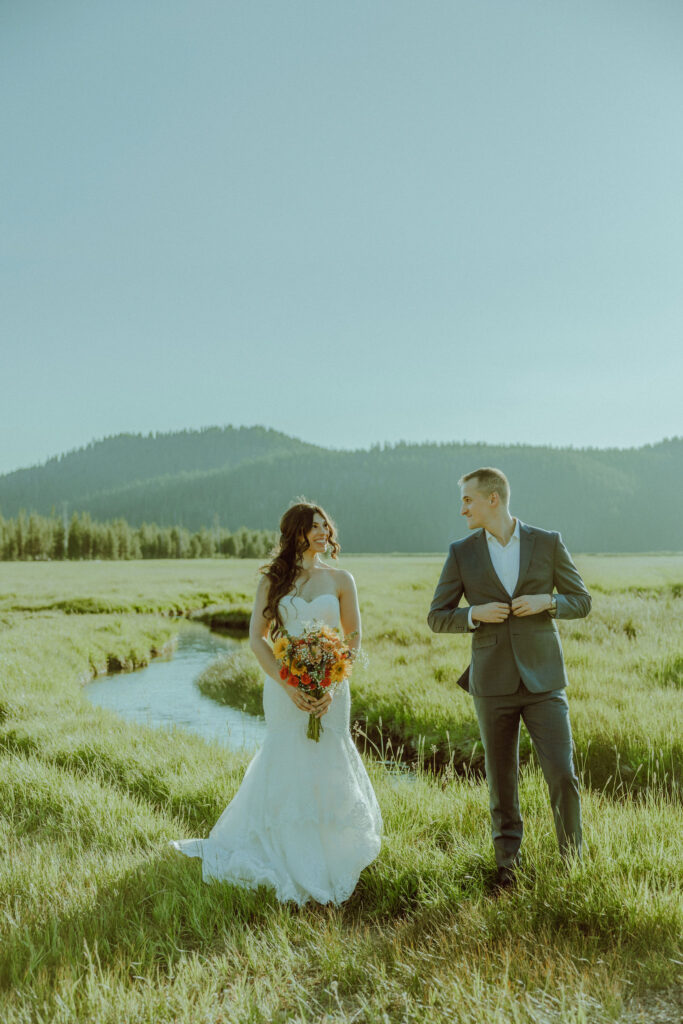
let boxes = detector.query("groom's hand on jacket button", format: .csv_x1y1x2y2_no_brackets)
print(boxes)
472,602,511,623
511,594,550,616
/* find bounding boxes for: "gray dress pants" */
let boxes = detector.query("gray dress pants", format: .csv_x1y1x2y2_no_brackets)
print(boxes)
473,681,583,868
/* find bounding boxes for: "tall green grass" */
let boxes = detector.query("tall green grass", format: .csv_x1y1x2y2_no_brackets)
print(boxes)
0,558,681,1022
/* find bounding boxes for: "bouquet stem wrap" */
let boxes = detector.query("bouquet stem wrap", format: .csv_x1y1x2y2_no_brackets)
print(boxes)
307,706,322,742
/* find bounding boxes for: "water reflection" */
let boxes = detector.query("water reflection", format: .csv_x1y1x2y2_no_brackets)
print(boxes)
83,622,267,752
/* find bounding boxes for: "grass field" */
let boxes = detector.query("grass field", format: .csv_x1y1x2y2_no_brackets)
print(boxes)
0,556,681,1023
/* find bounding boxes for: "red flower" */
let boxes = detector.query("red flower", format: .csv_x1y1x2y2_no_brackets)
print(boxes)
301,673,311,687
286,675,297,687
279,665,289,680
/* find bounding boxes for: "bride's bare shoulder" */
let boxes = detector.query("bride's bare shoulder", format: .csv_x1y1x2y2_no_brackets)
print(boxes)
326,565,356,594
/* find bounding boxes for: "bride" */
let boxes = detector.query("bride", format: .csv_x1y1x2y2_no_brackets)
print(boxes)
170,501,382,905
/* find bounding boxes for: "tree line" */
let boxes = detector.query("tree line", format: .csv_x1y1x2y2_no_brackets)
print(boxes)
0,510,277,561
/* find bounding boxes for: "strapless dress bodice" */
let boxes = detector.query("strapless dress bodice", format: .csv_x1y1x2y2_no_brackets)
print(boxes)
278,591,341,635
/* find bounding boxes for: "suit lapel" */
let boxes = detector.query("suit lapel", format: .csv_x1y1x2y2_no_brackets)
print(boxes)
474,529,511,601
513,523,536,598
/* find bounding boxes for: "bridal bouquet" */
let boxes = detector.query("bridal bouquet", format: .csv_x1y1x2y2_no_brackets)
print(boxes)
272,623,354,741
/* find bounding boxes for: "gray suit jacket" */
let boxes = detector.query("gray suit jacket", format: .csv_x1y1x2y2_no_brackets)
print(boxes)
427,523,591,696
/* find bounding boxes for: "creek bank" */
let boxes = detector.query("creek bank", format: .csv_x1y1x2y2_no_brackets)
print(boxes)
187,605,251,635
351,715,486,778
102,638,176,675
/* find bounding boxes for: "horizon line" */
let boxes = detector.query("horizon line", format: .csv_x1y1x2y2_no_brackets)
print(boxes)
2,425,681,477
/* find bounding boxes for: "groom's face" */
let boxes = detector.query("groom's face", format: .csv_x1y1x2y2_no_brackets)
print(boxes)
460,480,493,530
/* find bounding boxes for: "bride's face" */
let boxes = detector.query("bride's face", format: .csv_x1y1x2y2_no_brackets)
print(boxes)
305,514,330,554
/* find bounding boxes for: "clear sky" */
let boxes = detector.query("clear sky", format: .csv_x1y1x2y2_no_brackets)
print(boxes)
1,0,682,474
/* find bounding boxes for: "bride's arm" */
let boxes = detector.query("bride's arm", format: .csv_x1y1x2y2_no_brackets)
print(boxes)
248,578,283,682
338,570,362,660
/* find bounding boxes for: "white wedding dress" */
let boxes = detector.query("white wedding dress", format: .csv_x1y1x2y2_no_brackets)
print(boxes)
170,592,382,905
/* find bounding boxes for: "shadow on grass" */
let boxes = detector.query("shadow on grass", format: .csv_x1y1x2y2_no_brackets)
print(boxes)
0,850,282,992
2,834,678,1005
0,725,242,833
0,846,491,996
1,850,489,995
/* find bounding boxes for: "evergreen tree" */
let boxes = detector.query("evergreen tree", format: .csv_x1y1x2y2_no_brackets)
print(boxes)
16,510,27,559
51,518,66,560
67,513,81,559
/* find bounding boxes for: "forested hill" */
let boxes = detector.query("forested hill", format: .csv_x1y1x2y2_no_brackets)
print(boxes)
1,431,681,553
0,426,320,517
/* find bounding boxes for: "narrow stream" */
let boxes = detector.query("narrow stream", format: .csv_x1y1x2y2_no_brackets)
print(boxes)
83,622,267,751
83,622,414,782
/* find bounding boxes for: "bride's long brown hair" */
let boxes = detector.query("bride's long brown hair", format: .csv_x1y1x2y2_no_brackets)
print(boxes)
260,501,340,637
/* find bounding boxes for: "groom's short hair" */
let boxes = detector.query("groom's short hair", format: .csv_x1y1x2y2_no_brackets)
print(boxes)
459,467,510,507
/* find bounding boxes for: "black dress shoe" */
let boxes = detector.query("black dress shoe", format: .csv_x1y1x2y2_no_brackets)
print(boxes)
494,865,517,891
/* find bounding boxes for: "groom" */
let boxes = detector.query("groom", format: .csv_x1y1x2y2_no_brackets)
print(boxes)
427,467,591,888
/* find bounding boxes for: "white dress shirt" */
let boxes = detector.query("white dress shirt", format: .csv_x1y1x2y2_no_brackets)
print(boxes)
468,518,522,628
486,517,521,595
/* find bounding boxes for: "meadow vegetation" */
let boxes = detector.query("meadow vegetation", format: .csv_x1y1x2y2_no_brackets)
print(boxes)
0,556,681,1022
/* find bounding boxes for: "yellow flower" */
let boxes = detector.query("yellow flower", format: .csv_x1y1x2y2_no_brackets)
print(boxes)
290,660,304,677
272,637,289,660
330,661,347,683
